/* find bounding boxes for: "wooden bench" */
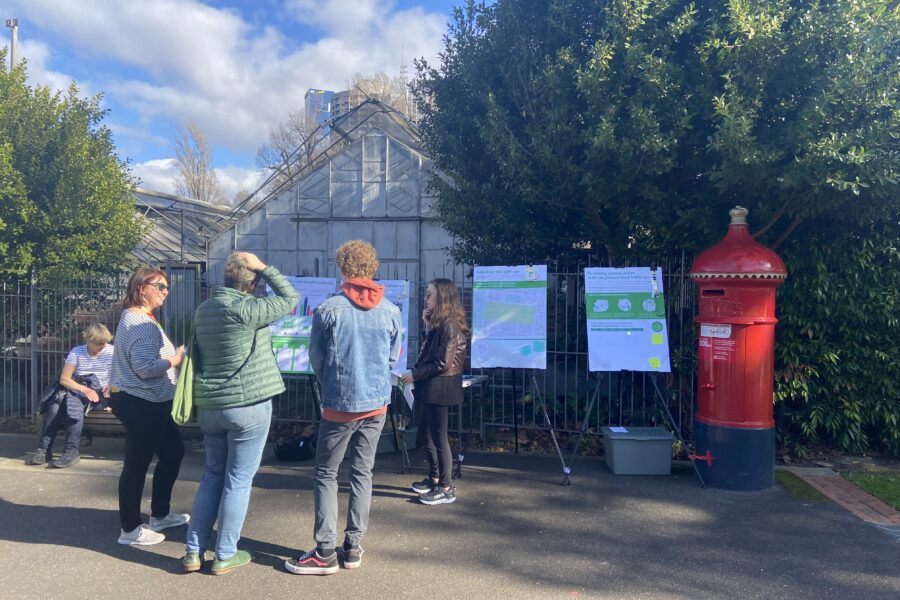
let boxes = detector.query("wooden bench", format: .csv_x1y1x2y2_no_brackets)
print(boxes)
80,410,200,446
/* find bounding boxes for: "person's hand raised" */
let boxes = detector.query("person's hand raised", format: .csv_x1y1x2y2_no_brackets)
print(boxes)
240,252,266,272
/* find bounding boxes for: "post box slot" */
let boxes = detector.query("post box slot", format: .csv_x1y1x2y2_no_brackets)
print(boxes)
701,289,726,296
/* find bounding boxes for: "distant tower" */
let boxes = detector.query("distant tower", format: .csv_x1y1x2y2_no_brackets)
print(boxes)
399,46,418,123
304,88,335,129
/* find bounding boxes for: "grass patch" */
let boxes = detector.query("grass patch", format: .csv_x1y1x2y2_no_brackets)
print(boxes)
843,472,900,511
775,470,830,503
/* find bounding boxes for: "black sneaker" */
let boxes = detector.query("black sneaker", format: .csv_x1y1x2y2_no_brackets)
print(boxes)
419,485,456,505
411,477,438,494
27,448,49,466
284,549,339,575
337,543,364,569
51,450,80,468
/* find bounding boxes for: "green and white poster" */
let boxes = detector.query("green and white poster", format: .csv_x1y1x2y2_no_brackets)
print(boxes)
584,267,671,372
381,280,411,375
270,276,336,374
472,265,547,369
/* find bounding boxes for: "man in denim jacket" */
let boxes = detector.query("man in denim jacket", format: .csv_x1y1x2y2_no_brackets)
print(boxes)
286,240,401,576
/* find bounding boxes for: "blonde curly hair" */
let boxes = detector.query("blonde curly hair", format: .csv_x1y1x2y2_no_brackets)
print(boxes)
336,240,379,279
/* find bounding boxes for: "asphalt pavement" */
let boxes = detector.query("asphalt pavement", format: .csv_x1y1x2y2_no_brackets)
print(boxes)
0,432,897,600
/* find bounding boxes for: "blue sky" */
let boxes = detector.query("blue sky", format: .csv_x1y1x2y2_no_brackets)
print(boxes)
1,0,459,200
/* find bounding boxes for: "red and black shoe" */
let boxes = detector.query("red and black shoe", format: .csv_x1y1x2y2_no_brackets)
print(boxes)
285,548,339,575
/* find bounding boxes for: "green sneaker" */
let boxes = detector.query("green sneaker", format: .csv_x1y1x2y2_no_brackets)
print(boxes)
182,552,203,573
211,550,252,575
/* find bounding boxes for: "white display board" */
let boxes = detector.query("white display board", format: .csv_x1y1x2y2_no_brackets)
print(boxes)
584,267,671,372
269,277,337,374
381,280,411,375
471,265,547,369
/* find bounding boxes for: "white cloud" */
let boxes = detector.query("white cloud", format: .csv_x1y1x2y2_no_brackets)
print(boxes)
8,0,448,168
16,39,84,95
216,165,266,202
131,158,179,194
131,158,264,204
287,0,389,35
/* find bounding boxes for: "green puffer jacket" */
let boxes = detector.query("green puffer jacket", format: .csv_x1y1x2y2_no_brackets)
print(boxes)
192,266,299,409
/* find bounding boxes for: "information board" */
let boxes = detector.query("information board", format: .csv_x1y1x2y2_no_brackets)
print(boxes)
471,265,547,369
270,276,336,374
584,267,671,372
381,280,411,375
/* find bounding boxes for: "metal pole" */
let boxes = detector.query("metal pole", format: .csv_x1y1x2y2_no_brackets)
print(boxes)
5,19,17,70
29,267,37,415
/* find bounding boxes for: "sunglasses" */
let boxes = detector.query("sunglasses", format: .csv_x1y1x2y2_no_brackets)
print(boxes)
147,282,170,292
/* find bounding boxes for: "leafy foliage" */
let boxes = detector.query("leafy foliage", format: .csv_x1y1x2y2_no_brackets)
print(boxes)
415,0,897,263
416,1,900,453
0,51,144,281
776,217,900,455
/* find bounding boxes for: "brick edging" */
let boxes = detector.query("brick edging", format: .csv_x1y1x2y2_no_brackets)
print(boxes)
793,471,900,525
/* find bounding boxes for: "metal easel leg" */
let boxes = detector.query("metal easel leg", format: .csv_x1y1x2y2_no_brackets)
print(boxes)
648,374,705,488
558,381,603,486
389,392,412,474
531,375,571,486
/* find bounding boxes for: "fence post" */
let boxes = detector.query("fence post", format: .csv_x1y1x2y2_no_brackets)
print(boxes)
29,267,38,420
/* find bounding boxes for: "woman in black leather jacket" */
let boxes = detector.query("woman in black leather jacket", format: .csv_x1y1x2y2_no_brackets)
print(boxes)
401,278,468,505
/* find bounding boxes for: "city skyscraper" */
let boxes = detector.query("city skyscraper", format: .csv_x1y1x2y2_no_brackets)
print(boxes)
304,88,335,130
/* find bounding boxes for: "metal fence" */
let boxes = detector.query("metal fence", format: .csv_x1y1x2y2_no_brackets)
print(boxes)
1,260,698,449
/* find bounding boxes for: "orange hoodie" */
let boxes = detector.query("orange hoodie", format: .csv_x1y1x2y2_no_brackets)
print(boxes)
321,277,389,423
340,277,384,309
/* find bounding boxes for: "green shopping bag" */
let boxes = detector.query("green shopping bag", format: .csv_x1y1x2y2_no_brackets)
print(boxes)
171,319,196,426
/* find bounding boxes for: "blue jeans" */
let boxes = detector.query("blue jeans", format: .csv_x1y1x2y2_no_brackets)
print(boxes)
185,400,272,560
314,412,386,550
40,398,84,453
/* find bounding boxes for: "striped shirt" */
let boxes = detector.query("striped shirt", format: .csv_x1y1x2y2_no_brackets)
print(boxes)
109,309,178,403
65,344,114,387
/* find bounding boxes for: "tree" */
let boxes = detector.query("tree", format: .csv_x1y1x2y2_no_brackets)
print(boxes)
255,72,415,195
348,72,414,118
255,110,322,192
0,52,145,281
173,120,224,204
415,1,900,454
415,0,898,265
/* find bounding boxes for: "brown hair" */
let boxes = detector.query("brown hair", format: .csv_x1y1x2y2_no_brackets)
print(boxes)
123,267,169,308
336,240,379,279
426,278,469,333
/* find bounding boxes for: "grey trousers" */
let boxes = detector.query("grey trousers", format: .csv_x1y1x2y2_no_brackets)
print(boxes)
313,412,386,550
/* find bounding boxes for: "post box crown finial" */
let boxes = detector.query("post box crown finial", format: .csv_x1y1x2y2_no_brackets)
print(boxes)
730,206,748,225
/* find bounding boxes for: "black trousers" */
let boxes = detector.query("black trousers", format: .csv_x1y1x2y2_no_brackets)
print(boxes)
422,403,452,487
111,391,184,532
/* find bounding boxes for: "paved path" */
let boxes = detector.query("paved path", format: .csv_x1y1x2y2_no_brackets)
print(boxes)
793,470,900,525
792,469,900,543
1,433,898,600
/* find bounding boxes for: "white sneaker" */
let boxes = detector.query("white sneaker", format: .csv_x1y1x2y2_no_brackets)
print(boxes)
118,525,165,546
148,512,190,532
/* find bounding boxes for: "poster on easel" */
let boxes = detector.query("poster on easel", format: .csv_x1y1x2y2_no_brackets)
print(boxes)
471,265,547,369
584,267,671,372
269,276,337,374
380,280,411,375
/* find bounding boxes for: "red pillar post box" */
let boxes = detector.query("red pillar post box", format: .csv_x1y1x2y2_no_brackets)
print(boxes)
689,207,787,490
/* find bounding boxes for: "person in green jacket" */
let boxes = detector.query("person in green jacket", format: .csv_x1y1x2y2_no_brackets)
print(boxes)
182,252,298,575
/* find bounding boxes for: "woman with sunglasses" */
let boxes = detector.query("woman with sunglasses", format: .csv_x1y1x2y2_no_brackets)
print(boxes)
109,267,188,546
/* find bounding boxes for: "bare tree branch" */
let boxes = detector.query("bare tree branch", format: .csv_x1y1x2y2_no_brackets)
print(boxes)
173,120,224,204
771,216,803,250
753,192,797,239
